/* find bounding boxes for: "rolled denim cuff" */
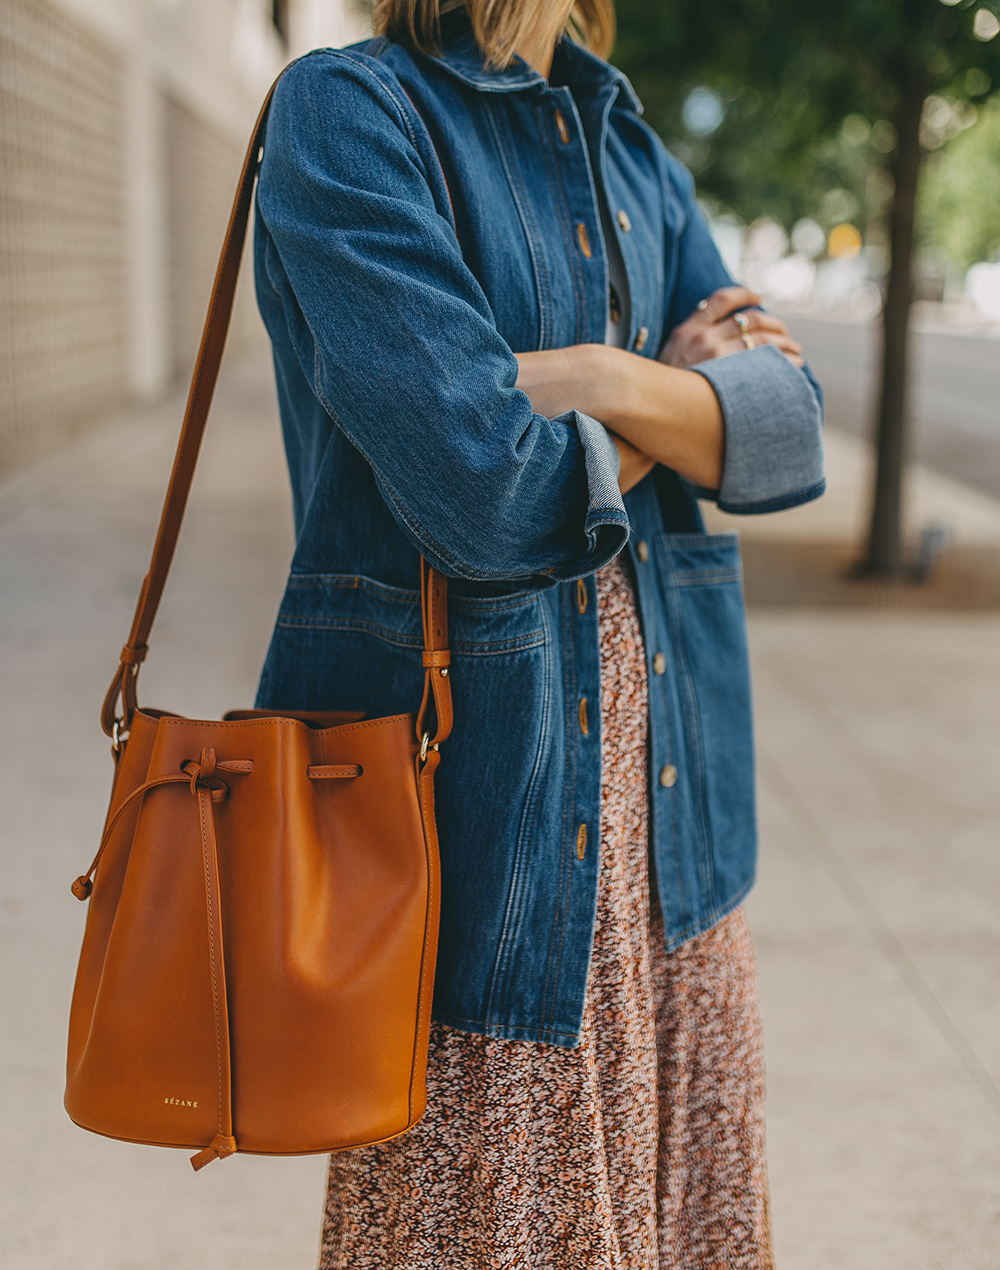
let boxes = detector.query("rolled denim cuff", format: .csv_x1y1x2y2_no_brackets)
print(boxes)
549,410,629,580
691,344,825,514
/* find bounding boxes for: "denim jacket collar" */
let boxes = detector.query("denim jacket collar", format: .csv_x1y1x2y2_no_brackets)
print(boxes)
425,17,642,114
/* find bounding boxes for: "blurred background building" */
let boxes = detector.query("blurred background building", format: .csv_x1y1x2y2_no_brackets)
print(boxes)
0,0,368,471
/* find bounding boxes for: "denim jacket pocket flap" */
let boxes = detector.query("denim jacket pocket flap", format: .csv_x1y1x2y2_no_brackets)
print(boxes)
278,572,545,656
655,532,743,588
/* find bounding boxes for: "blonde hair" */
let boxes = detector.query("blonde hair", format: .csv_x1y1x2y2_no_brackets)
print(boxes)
373,0,616,69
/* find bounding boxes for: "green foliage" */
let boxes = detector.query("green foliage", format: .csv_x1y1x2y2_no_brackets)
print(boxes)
613,0,1000,240
918,95,1000,271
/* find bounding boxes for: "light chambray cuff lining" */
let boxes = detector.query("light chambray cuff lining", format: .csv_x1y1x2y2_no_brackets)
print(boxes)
691,343,825,515
554,410,629,578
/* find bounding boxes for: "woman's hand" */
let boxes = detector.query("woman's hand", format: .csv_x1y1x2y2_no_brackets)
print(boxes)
515,344,724,491
660,285,804,369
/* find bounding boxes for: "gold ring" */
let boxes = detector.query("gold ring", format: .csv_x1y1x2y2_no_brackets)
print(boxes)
741,333,755,350
733,311,750,334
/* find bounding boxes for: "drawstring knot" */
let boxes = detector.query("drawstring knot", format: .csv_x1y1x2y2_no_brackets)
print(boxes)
182,748,234,802
71,752,253,901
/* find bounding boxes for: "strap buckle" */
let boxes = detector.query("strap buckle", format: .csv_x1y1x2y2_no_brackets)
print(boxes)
111,718,131,752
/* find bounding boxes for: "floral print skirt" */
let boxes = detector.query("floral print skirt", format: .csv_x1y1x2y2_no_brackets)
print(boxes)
320,555,773,1269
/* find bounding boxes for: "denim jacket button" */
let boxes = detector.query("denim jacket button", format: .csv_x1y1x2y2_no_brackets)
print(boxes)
578,697,589,736
617,209,632,232
659,764,678,788
554,108,570,144
576,578,588,613
652,652,666,675
636,539,649,562
634,326,648,352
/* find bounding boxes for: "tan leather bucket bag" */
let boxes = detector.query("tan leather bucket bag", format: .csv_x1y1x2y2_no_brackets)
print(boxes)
64,81,453,1172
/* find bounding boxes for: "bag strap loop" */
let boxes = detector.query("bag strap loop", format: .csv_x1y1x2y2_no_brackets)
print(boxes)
416,558,452,754
102,70,452,751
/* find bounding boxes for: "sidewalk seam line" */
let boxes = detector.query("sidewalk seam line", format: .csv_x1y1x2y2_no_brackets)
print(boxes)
759,749,1000,1120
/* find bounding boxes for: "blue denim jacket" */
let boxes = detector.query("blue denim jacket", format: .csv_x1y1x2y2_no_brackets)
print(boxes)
253,24,824,1047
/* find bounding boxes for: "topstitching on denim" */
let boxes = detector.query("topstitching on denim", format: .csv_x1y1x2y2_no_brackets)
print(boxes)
484,588,556,1025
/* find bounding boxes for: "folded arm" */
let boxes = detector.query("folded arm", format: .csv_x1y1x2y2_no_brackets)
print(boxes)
256,52,629,583
522,147,826,515
514,344,722,492
516,285,824,512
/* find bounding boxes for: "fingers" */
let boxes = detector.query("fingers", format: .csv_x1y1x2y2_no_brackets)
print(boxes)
736,311,793,337
664,290,807,369
695,285,760,323
695,288,806,359
723,332,804,366
735,316,802,356
727,309,803,358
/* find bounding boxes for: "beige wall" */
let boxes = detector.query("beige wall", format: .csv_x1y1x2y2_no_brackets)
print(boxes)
0,0,129,468
0,0,370,472
164,94,261,383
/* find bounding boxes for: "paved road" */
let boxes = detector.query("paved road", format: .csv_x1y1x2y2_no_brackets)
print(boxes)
780,314,1000,500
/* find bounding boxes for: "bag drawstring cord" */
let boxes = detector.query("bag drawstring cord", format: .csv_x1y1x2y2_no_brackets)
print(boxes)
70,750,252,1171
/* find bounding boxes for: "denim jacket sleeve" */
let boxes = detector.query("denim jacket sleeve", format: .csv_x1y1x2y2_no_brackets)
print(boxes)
659,153,826,515
255,52,629,584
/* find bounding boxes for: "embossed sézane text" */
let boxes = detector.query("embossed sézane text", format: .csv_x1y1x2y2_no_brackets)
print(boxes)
164,1097,198,1107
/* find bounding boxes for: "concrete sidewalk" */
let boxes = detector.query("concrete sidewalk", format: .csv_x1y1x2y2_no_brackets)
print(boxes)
2,354,999,1268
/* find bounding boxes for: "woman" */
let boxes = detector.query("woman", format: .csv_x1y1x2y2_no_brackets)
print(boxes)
253,0,823,1265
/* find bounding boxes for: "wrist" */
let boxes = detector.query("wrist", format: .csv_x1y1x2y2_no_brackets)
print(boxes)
583,344,627,426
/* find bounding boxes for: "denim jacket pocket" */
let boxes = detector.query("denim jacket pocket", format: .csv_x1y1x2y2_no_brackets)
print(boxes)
652,533,756,921
261,571,547,706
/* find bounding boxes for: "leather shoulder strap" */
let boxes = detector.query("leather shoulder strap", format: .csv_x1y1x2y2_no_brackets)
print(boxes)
103,69,452,750
102,82,277,737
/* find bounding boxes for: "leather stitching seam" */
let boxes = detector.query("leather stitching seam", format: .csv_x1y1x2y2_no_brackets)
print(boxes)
156,714,412,733
197,789,226,1138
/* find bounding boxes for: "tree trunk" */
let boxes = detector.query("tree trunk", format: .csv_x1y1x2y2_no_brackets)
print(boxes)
863,66,927,576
